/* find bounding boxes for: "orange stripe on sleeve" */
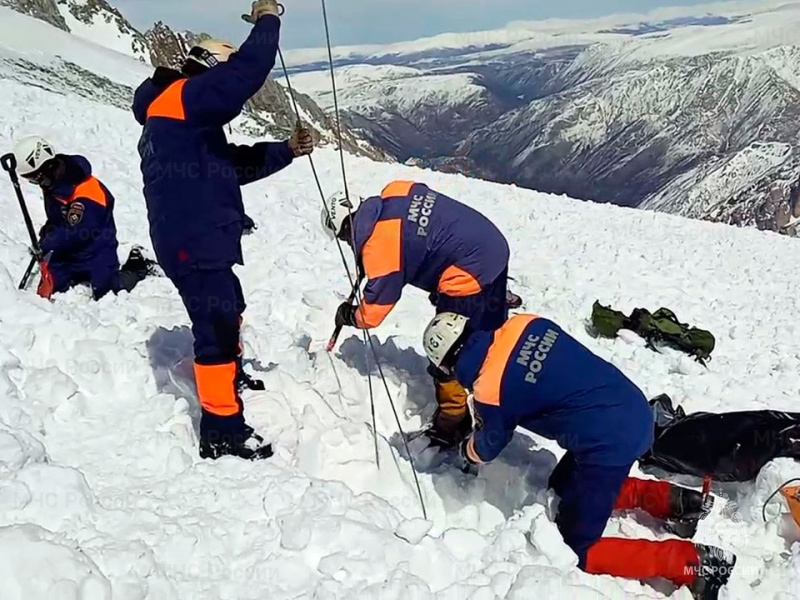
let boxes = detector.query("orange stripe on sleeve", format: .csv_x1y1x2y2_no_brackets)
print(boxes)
194,361,239,416
381,180,416,199
146,79,188,121
70,177,107,207
473,314,539,407
354,301,395,329
362,218,402,279
438,265,482,297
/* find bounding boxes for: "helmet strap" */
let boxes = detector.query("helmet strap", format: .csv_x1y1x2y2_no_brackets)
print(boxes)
188,45,220,68
337,217,353,244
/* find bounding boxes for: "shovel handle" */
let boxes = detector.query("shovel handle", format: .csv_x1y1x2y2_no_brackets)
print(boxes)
1,153,16,173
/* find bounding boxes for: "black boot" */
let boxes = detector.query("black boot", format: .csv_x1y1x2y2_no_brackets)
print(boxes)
665,486,714,539
199,415,273,461
236,365,265,392
689,545,736,600
506,290,523,309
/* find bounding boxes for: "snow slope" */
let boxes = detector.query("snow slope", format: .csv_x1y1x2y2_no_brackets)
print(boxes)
1,8,800,600
0,5,149,88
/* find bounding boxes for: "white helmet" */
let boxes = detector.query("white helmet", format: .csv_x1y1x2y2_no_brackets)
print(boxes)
423,312,470,369
13,135,56,176
187,39,238,69
321,190,362,240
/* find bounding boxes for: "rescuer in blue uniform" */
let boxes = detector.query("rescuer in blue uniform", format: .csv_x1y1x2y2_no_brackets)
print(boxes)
421,312,737,600
12,135,153,300
132,0,314,461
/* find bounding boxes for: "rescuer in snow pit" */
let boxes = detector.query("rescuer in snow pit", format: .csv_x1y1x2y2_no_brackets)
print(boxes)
422,312,737,600
12,135,154,300
132,0,314,461
322,181,515,450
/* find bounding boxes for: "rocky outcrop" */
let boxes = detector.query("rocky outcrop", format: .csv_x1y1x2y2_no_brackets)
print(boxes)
56,0,148,59
0,0,68,31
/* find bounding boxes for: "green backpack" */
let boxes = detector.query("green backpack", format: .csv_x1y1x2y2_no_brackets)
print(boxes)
591,302,716,364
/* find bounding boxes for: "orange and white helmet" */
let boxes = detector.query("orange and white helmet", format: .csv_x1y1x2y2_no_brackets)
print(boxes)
186,39,238,69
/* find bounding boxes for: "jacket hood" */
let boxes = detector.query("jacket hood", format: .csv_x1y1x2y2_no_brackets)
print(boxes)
132,67,185,126
62,154,91,181
49,154,92,198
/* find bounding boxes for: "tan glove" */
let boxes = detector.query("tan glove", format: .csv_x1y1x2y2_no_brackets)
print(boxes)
242,0,282,24
289,123,315,157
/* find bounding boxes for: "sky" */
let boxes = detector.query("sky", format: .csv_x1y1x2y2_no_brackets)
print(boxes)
114,0,718,49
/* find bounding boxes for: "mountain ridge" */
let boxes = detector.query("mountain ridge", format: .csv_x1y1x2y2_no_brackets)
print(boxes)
289,1,800,233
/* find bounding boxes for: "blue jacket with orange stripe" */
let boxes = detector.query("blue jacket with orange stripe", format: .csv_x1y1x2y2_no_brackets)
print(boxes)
351,181,509,328
457,315,654,467
132,15,295,278
40,154,119,269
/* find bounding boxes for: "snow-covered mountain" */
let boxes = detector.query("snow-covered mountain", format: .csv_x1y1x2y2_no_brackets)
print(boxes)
1,2,800,599
0,0,388,160
55,0,149,61
0,0,148,60
288,0,800,233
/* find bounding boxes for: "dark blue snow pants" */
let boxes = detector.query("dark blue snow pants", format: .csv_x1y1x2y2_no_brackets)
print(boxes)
173,267,247,438
50,260,120,300
548,451,634,568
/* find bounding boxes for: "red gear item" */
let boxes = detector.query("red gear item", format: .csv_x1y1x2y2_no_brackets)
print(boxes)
782,486,800,529
37,259,55,299
615,477,673,519
585,538,699,586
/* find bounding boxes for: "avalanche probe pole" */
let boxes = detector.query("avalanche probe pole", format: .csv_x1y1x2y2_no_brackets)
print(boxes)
1,153,41,290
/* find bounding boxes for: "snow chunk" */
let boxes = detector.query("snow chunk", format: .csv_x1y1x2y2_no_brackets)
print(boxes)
442,528,489,560
0,525,111,600
14,464,95,527
394,518,433,544
508,565,611,599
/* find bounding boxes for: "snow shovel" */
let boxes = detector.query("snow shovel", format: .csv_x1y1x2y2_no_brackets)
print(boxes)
1,152,43,290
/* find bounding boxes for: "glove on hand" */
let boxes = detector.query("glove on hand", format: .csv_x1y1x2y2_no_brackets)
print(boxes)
242,0,281,24
289,124,314,157
335,302,358,329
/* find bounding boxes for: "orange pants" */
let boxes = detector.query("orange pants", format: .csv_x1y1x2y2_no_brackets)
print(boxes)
586,538,699,586
550,452,699,586
587,477,700,586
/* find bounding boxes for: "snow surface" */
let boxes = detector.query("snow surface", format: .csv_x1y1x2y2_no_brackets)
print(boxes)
1,6,800,600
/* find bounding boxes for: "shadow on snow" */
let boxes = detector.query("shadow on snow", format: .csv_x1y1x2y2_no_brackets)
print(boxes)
337,333,558,520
